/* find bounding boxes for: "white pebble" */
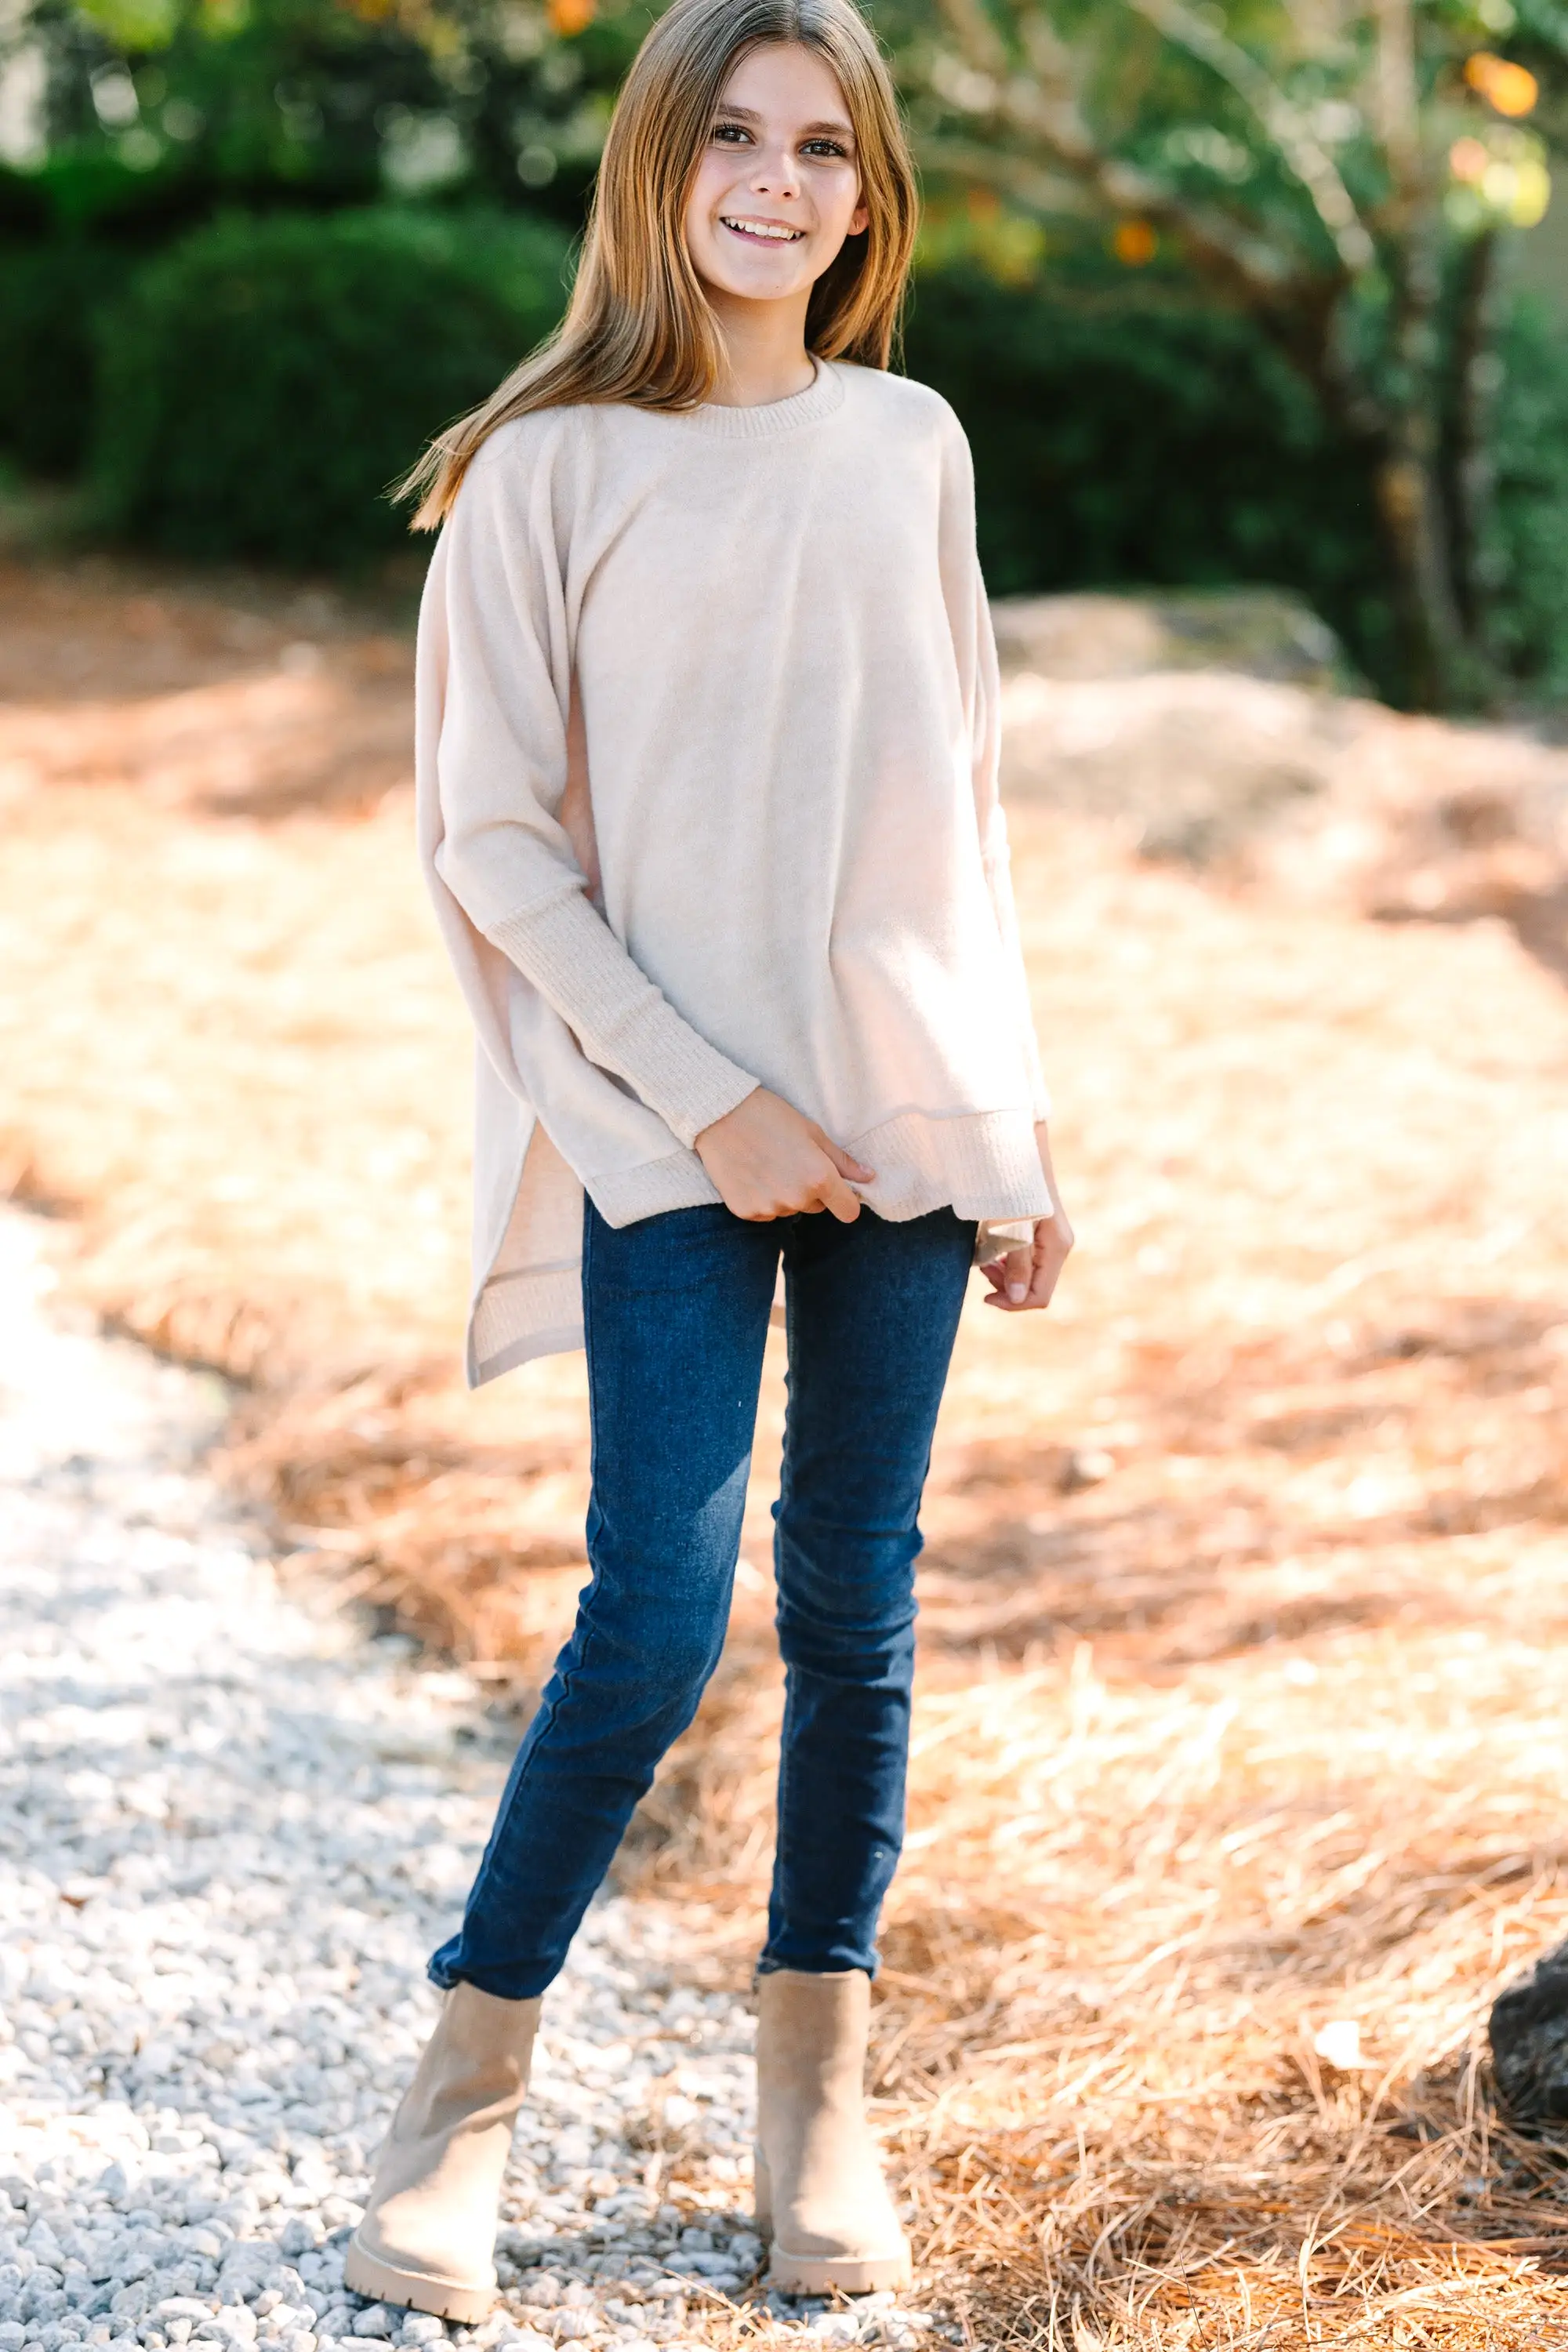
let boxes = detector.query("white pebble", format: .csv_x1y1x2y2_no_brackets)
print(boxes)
0,1205,940,2352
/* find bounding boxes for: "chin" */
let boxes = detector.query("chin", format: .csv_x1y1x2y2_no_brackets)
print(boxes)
705,262,809,301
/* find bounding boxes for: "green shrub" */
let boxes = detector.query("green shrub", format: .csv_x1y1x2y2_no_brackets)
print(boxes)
902,263,1399,691
1490,294,1568,695
905,260,1568,703
0,243,128,476
90,207,572,569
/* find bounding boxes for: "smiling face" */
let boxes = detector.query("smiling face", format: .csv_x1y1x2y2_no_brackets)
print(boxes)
682,40,870,312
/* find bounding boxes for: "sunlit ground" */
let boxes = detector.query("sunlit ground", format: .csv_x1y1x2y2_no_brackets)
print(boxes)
3,549,1568,2347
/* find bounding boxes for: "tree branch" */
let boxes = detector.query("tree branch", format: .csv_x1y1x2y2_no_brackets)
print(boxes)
922,120,1305,303
1120,0,1377,270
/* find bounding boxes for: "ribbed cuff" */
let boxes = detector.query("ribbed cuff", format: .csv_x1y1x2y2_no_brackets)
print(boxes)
487,889,759,1150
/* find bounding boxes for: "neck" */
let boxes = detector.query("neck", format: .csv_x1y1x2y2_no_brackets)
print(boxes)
703,286,817,408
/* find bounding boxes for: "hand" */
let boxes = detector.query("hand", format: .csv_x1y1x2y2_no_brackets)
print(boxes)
980,1121,1074,1312
694,1087,875,1223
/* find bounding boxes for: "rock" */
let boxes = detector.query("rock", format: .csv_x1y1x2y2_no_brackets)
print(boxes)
201,2311,258,2347
0,1202,938,2352
1490,1940,1568,2123
990,589,1349,690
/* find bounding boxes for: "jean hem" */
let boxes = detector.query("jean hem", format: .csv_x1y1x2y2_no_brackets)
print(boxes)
426,1953,561,2002
755,1953,879,1979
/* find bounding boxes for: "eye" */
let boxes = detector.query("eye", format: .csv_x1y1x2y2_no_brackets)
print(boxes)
712,118,751,143
801,137,849,158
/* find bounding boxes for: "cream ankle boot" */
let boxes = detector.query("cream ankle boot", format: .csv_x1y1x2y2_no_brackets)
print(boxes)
345,1983,542,2321
754,1968,912,2294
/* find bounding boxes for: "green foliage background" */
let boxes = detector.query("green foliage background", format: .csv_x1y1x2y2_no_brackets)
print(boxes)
902,262,1396,681
1,0,1566,697
88,207,571,566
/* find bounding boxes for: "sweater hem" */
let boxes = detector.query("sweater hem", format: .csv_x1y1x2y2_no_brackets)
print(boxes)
470,1261,583,1384
466,1109,1049,1381
586,1149,723,1229
585,1107,1047,1231
473,1319,586,1387
845,1105,1049,1225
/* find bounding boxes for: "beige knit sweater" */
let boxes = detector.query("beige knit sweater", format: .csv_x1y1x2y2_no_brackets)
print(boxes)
416,358,1052,1385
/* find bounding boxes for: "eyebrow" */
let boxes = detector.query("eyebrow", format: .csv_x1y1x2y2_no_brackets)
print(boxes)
713,101,855,137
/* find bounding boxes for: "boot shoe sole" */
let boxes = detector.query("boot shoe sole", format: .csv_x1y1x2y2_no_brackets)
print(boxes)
343,2231,495,2322
765,2245,913,2294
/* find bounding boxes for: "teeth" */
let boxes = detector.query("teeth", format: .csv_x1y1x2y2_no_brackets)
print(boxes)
721,217,801,241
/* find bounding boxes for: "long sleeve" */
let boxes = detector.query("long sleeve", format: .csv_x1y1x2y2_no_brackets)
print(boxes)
425,372,1060,1385
937,425,1051,1126
430,432,759,1152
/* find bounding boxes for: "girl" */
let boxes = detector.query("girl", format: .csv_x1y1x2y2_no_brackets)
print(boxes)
346,0,1073,2317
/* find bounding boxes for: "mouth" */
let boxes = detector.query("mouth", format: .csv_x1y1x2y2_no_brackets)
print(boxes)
720,216,806,245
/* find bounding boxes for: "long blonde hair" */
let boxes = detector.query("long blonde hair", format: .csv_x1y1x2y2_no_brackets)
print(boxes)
401,0,917,527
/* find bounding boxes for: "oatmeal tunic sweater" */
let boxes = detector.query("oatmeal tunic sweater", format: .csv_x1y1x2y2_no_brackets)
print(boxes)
417,358,1052,1386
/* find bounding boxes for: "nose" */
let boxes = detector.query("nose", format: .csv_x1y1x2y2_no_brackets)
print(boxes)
749,139,802,201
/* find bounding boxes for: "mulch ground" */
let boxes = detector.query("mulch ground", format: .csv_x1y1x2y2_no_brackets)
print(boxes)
4,546,1568,2347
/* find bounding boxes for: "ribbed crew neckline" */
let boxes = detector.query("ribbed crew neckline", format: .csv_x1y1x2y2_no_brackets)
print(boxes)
675,358,847,440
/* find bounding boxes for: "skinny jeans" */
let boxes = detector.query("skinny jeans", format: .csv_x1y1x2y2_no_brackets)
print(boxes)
428,1196,975,1999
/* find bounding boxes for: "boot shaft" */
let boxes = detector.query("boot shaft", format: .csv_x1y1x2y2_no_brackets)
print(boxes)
756,1966,871,2111
398,1982,541,2140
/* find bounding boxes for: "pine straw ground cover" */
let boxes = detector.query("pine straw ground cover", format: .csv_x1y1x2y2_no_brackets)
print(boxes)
3,550,1568,2348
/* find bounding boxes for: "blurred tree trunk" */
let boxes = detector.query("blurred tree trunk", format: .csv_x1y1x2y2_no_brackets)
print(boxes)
1371,441,1468,710
1371,237,1472,709
1446,227,1503,644
1364,0,1475,704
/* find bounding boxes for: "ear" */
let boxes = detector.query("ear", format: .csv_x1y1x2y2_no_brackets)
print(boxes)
848,195,870,236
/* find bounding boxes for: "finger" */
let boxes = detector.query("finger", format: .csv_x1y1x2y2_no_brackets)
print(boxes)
982,1226,1071,1310
818,1167,864,1223
1001,1244,1032,1305
820,1134,877,1185
1023,1225,1073,1307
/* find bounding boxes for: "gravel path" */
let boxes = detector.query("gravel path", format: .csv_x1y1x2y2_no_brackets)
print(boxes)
0,1211,929,2352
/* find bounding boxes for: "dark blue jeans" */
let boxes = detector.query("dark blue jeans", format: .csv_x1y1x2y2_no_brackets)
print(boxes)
428,1197,976,1999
